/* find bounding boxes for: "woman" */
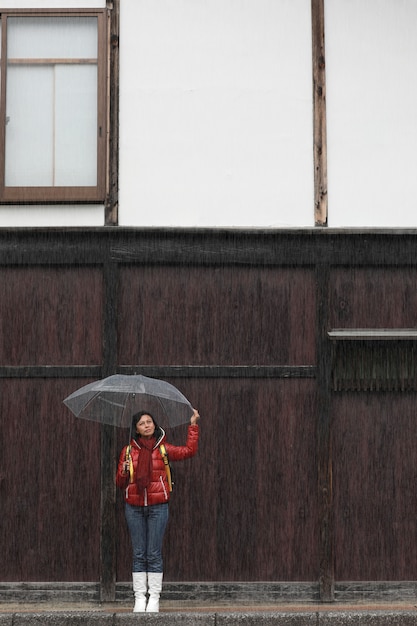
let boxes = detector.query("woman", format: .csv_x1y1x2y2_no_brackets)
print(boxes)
116,408,200,613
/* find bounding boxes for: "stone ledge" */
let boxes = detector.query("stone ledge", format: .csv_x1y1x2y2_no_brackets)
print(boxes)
319,612,417,626
1,611,417,626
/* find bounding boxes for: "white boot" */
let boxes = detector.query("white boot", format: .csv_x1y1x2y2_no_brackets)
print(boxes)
132,572,147,612
146,572,163,612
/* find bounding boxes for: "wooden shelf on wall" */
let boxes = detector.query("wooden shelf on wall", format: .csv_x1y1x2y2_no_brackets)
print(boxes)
328,329,417,341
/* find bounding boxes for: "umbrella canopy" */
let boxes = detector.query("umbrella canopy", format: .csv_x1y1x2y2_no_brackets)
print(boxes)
63,374,194,430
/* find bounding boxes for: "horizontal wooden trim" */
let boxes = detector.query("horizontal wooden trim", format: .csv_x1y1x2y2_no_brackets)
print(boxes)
0,581,321,604
334,581,417,603
8,58,97,65
328,329,417,340
1,185,105,204
2,229,417,267
0,9,107,16
118,365,317,378
0,365,316,379
0,366,102,378
2,580,416,604
108,229,417,267
117,581,321,604
0,582,100,604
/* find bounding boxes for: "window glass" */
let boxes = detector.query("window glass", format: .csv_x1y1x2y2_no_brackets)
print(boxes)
5,65,54,186
7,16,97,58
55,64,97,186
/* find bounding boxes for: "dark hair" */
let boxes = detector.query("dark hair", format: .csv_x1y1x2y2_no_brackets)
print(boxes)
131,411,161,440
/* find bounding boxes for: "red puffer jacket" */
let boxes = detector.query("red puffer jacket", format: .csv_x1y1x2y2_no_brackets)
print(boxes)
116,425,199,506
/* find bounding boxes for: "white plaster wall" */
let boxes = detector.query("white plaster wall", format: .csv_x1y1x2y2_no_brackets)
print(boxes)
325,0,417,228
0,205,104,227
119,0,314,227
5,0,416,229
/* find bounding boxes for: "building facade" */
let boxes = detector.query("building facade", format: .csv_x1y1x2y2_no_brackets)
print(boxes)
1,0,417,605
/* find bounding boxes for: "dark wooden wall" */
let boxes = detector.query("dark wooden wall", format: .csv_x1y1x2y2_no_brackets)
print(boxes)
329,267,417,581
1,229,417,602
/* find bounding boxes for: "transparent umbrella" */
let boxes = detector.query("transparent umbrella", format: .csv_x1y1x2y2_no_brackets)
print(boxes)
63,374,194,430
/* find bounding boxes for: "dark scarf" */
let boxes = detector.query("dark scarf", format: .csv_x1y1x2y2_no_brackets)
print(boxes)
136,437,156,490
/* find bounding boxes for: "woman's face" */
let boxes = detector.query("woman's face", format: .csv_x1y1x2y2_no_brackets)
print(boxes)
135,414,155,439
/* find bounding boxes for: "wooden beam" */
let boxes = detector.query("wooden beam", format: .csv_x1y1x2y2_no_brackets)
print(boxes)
0,366,102,378
100,424,117,602
7,58,97,65
99,256,119,602
316,263,334,601
2,229,417,267
312,0,328,226
118,365,316,379
328,329,417,340
105,0,119,225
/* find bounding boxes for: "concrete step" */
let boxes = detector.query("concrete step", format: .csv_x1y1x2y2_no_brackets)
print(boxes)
1,605,417,625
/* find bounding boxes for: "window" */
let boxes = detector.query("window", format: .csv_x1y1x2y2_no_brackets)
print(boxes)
0,10,107,203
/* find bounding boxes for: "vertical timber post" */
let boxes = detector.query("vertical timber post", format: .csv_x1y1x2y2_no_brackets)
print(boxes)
312,0,328,226
100,253,119,602
105,0,119,226
316,262,334,601
101,0,120,591
313,3,332,598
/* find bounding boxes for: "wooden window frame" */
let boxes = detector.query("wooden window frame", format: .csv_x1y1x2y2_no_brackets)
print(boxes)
0,9,108,204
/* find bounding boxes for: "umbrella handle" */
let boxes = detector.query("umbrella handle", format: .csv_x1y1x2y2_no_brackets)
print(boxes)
160,444,173,492
126,445,134,483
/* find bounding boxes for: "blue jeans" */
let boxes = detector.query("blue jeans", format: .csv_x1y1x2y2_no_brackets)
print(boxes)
125,503,169,573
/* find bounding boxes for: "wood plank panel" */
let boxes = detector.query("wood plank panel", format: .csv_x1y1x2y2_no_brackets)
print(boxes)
1,378,101,581
329,267,417,328
0,267,103,366
115,378,318,582
117,266,316,367
332,393,417,580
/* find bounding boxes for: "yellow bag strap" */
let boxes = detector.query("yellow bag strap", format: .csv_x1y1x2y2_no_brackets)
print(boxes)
125,445,134,483
159,444,173,492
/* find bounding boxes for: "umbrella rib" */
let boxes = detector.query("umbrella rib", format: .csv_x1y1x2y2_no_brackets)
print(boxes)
97,397,127,409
